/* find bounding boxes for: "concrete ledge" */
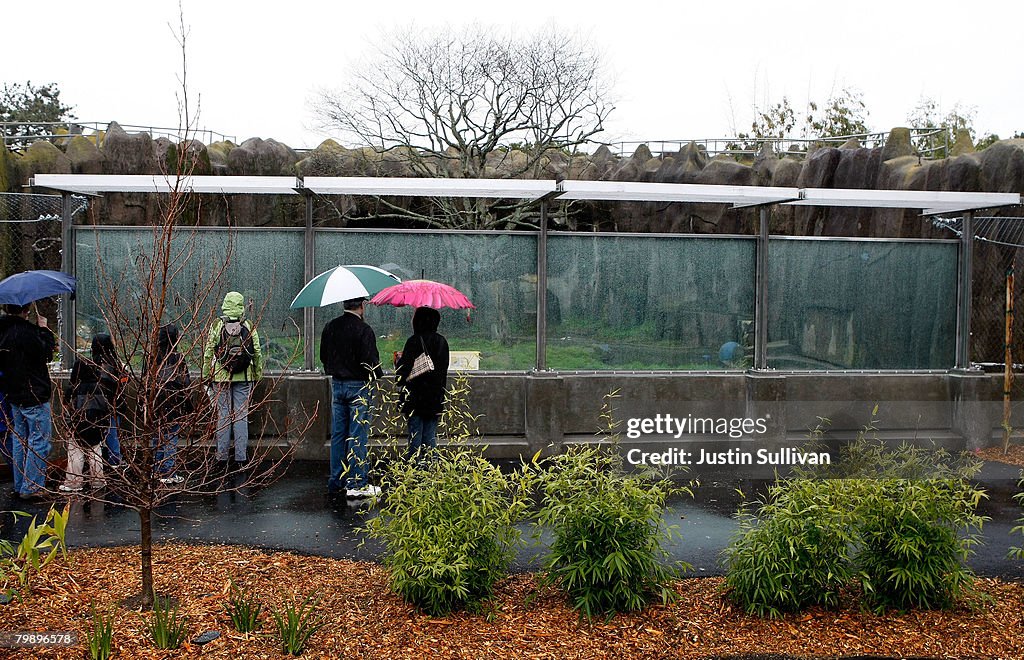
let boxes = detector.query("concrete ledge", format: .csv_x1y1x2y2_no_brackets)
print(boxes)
45,371,1009,461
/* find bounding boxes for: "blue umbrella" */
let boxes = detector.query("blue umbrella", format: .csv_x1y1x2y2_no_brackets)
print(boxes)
0,270,77,306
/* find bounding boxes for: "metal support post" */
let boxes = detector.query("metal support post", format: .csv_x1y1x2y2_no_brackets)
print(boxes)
753,207,769,370
303,194,315,371
535,200,548,371
60,192,75,369
955,211,974,370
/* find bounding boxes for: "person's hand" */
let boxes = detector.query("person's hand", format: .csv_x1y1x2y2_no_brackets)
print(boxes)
36,314,48,329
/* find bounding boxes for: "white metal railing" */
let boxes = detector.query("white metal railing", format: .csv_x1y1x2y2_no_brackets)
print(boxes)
1,121,235,150
601,128,950,160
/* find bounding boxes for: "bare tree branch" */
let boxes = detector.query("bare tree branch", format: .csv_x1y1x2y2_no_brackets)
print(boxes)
36,4,314,610
312,24,614,229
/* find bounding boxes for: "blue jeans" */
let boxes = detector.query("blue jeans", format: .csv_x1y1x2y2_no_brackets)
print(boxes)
329,379,371,491
154,423,180,476
216,381,252,462
105,415,122,466
407,414,438,461
11,402,52,496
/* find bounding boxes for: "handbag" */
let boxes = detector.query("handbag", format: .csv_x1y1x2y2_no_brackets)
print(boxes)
406,336,435,381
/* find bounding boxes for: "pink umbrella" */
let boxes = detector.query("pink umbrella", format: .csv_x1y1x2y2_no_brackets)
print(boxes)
370,279,475,310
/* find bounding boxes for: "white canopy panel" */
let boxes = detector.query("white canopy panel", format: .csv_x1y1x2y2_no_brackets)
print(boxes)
301,176,558,199
558,180,801,207
785,188,1021,214
31,174,300,195
28,174,1021,213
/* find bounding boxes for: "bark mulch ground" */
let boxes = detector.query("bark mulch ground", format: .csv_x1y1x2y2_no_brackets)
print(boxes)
2,544,1023,659
978,444,1024,470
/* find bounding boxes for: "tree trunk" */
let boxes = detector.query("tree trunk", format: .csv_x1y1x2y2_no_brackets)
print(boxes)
139,507,155,609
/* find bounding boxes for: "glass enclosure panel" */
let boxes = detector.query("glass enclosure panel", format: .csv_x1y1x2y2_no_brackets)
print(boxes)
314,231,538,371
74,227,306,369
546,235,756,370
767,238,957,369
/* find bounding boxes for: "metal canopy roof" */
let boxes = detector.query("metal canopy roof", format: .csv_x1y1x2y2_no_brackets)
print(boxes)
31,174,299,195
557,180,801,207
28,174,1021,212
785,188,1021,215
300,176,558,199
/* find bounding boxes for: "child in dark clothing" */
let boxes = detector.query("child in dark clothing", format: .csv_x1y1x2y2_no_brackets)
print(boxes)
60,335,119,492
152,324,191,485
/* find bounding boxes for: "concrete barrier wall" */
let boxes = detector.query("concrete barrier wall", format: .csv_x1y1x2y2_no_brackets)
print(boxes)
252,371,1004,460
48,370,1005,461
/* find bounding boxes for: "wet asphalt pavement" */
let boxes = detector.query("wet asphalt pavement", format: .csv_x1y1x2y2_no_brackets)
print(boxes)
1,460,1023,579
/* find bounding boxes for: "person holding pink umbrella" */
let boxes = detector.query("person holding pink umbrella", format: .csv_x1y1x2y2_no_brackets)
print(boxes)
394,307,449,460
372,279,472,459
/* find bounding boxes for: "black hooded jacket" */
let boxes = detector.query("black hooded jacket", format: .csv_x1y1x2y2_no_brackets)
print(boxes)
395,307,449,417
0,314,56,406
151,324,191,418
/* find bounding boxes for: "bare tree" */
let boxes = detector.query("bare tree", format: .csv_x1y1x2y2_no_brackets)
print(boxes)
312,24,614,229
44,9,313,610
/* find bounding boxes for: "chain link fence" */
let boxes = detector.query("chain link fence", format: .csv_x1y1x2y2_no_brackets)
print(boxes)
932,216,1024,367
0,192,88,358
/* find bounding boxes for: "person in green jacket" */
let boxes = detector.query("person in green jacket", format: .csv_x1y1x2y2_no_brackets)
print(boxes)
203,291,263,466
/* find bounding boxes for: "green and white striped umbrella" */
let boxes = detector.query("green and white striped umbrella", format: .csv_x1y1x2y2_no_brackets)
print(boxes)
290,265,401,308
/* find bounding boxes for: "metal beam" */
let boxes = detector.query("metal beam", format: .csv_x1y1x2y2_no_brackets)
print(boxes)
754,207,769,370
535,200,549,371
304,194,315,371
60,192,75,369
955,211,974,369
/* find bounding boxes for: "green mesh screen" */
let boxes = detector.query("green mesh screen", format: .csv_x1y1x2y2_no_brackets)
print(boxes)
767,238,958,369
74,227,306,369
545,234,757,370
313,231,538,371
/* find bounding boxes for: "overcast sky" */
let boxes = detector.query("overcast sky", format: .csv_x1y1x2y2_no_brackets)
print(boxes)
10,0,1022,150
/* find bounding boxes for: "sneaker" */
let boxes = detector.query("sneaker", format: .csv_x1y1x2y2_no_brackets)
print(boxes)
346,484,381,499
159,475,185,485
58,484,83,493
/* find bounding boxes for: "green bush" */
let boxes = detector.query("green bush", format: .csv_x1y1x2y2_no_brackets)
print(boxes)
724,423,987,616
147,597,189,650
857,477,986,612
1010,473,1024,559
85,604,114,660
224,580,262,633
0,505,69,601
271,595,325,656
534,444,688,618
722,479,859,617
363,446,532,615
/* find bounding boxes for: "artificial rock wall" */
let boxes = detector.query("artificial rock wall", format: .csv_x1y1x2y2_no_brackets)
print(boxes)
3,122,1023,234
4,123,1024,364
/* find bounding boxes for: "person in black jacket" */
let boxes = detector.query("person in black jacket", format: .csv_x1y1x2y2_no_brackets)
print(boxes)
90,334,127,467
395,307,449,461
151,324,191,486
320,297,382,498
0,303,56,499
